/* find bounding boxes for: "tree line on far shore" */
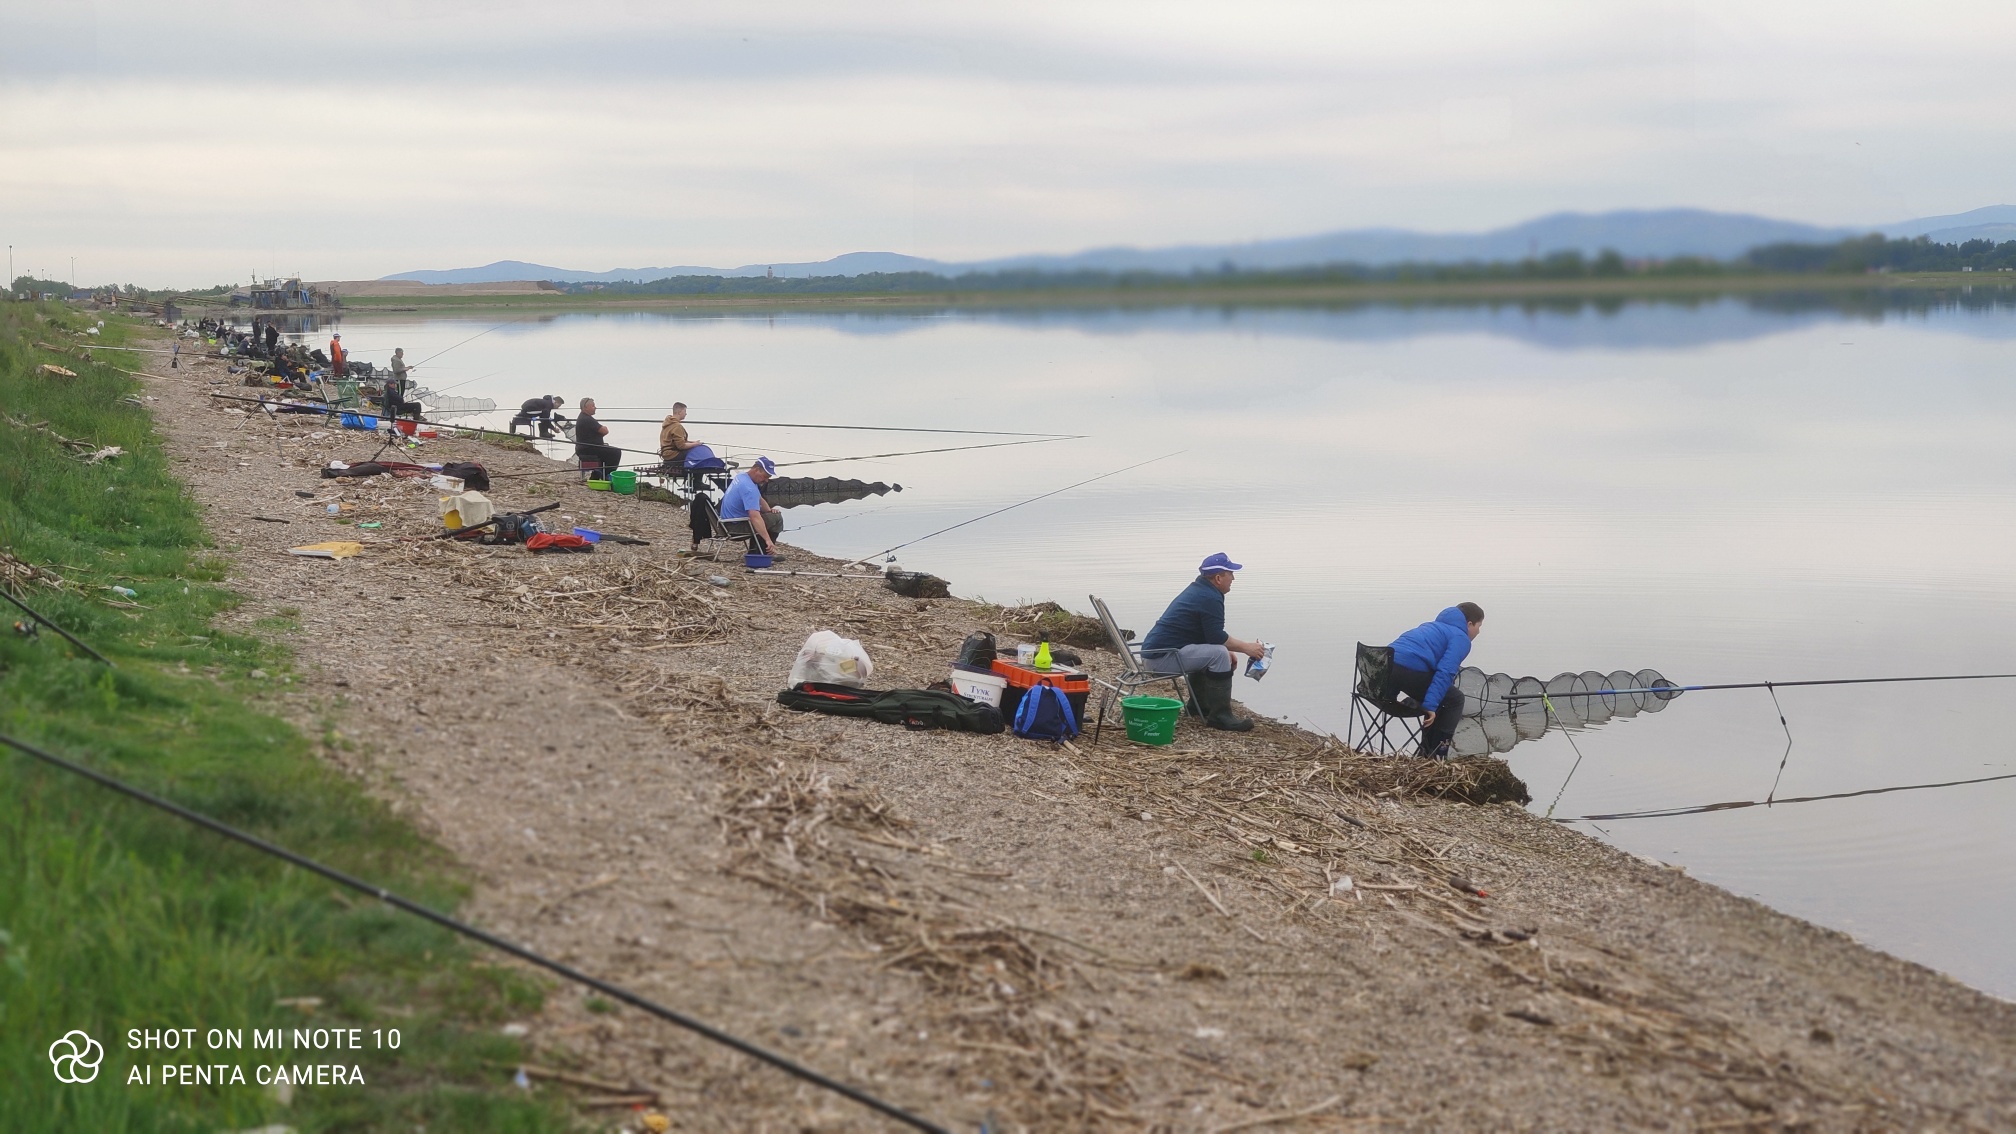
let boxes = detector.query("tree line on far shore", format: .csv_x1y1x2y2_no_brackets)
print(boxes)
15,234,2016,303
562,234,2016,296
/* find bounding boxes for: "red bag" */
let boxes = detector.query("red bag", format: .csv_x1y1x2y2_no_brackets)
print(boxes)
525,533,594,554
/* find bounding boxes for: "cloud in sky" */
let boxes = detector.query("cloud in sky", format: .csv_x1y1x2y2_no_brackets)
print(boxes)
4,0,2016,286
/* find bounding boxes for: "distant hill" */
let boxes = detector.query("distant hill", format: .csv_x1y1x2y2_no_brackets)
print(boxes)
385,252,943,285
1876,205,2016,245
383,206,2014,284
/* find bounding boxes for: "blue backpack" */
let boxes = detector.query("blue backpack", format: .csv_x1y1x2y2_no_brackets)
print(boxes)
1013,679,1079,741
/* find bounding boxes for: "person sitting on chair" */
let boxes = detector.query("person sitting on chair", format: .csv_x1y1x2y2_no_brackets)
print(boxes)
658,402,701,471
380,348,422,421
1387,602,1484,760
510,394,565,438
572,398,623,478
1138,553,1267,732
718,455,783,556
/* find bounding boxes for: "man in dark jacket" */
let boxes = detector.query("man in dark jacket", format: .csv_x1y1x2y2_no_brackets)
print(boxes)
1139,553,1267,731
1387,602,1484,760
510,394,565,438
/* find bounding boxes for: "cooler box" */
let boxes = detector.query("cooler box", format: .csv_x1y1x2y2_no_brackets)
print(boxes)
991,659,1090,723
948,663,1007,708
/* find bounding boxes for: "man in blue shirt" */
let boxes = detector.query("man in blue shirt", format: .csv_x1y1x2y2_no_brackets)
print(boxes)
718,456,782,556
1139,553,1268,731
1387,602,1484,760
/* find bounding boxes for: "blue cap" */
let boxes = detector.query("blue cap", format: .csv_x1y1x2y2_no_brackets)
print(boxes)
1199,552,1243,574
753,456,776,475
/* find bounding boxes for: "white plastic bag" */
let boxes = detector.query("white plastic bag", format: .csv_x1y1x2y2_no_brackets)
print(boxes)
789,630,874,688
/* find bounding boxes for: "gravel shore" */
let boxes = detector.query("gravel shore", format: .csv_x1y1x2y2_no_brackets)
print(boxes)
141,336,2014,1132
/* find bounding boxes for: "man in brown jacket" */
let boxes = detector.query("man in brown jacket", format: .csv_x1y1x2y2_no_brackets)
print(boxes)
659,402,701,470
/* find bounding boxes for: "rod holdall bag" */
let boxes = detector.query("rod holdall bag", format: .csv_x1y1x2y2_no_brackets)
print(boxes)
438,461,490,491
777,684,1005,734
955,631,997,669
1012,678,1080,741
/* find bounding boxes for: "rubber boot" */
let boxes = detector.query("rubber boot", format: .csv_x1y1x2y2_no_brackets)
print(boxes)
1191,669,1254,732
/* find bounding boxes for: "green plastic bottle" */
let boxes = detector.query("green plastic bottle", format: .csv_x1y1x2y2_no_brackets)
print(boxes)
1032,641,1052,671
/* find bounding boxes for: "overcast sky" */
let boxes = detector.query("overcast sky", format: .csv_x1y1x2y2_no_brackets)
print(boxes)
4,1,2015,287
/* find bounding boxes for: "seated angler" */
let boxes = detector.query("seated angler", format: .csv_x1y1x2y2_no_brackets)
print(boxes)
572,397,623,479
1139,553,1268,732
1386,602,1484,760
658,402,702,471
509,394,566,438
718,456,783,557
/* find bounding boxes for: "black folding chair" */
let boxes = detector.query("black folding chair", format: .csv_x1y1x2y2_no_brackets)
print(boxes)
1347,642,1425,755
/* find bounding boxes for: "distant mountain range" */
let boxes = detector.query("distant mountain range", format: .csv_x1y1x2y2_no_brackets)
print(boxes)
385,205,2016,284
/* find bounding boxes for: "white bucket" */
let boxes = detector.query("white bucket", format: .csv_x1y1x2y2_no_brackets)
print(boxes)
948,667,1007,708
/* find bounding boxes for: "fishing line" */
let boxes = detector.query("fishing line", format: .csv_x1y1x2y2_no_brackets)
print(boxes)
1558,771,2016,822
409,318,527,372
776,436,1068,468
1540,691,1590,820
425,368,509,396
842,450,1183,569
1763,683,1795,806
789,503,902,531
0,731,948,1133
589,417,1078,438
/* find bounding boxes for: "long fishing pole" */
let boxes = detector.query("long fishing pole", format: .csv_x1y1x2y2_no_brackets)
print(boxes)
590,417,1078,438
1558,770,2016,822
407,318,526,372
842,450,1183,569
775,436,1068,468
0,587,113,667
0,732,948,1133
1501,672,2016,702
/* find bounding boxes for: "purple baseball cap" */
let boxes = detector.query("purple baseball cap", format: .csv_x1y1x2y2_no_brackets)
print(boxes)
1199,552,1243,574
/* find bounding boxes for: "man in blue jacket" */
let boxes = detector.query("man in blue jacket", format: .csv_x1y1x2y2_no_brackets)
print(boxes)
1140,553,1268,732
1388,602,1484,760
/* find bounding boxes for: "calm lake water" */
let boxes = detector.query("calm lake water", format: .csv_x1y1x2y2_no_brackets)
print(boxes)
324,290,2016,1000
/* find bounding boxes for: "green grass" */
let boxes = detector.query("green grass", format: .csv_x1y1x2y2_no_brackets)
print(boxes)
0,303,579,1132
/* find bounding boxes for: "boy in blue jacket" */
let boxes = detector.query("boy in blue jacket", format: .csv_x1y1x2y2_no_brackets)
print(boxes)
1387,602,1484,760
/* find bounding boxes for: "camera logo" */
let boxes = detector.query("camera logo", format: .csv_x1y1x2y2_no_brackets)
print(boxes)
49,1030,104,1084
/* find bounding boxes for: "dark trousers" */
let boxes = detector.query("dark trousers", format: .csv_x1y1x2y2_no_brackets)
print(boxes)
1391,666,1462,757
577,444,623,476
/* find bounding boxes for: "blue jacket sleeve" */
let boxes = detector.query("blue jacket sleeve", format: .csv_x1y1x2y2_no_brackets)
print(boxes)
1200,589,1227,645
1421,630,1469,712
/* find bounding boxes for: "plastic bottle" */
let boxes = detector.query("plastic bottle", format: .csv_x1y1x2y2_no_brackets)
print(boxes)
1032,641,1052,671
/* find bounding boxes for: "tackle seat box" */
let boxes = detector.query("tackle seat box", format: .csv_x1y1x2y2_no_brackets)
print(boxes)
991,659,1091,724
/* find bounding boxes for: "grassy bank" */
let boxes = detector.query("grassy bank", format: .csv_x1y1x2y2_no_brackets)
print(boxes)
322,270,2016,313
0,304,574,1131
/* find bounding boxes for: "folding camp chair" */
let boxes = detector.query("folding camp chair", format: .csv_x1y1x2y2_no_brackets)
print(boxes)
696,494,765,561
1347,642,1425,755
1087,595,1194,745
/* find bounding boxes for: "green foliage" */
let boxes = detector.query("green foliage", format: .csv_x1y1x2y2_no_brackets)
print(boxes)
0,304,574,1132
1746,234,2016,274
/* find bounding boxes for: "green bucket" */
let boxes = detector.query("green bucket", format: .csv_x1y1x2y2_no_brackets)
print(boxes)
610,469,638,495
1120,695,1184,746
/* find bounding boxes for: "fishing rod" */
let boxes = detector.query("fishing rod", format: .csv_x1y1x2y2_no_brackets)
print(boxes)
1558,770,2016,822
1502,672,2016,702
775,435,1068,468
842,450,1183,570
408,318,527,372
0,587,113,667
0,731,949,1134
589,416,1078,438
